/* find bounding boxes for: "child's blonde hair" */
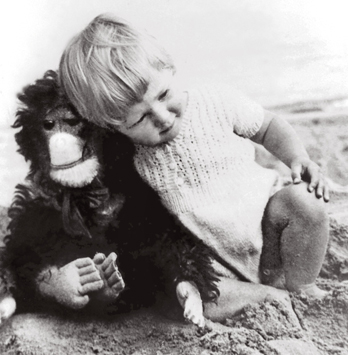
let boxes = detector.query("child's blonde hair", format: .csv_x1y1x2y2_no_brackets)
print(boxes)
59,14,175,127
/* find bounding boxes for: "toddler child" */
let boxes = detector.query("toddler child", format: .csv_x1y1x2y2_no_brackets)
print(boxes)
59,14,330,326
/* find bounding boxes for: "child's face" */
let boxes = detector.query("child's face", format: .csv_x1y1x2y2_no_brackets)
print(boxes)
117,69,187,146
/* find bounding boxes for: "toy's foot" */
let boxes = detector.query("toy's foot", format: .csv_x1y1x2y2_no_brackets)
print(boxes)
37,257,103,310
93,252,125,303
0,296,16,323
176,281,205,328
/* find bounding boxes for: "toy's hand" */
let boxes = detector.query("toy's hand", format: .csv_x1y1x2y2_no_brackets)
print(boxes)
37,258,103,310
291,157,329,202
93,252,125,303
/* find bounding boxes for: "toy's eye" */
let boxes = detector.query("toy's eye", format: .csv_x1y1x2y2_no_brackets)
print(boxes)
43,120,55,130
64,118,82,126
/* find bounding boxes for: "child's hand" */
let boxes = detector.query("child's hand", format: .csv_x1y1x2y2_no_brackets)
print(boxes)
290,157,329,202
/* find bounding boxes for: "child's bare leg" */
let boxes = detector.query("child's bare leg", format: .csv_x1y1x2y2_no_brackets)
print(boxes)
92,252,125,303
37,258,103,309
176,281,205,328
261,182,329,298
203,277,293,322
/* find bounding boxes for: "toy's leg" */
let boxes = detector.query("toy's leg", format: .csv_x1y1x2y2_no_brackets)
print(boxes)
203,277,297,323
92,252,125,303
261,182,329,298
176,281,205,328
0,296,16,323
37,257,103,309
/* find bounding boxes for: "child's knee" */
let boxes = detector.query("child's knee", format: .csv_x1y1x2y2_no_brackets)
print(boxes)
266,182,328,226
288,183,328,225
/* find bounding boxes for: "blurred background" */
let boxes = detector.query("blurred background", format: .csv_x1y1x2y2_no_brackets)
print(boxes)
1,0,348,206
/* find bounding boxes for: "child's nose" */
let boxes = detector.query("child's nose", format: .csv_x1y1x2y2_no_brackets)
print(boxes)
152,105,172,128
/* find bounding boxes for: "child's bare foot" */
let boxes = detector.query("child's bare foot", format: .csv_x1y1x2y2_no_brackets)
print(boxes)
37,258,103,309
291,283,328,299
0,296,16,323
176,281,205,328
93,252,125,303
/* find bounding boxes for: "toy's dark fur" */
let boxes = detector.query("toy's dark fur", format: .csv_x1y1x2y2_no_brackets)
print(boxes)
3,70,220,314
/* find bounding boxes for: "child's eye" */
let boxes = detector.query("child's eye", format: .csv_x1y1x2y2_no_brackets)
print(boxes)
158,90,168,102
128,113,148,129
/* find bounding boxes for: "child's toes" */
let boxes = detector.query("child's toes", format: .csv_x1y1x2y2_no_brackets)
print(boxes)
184,297,205,327
184,307,205,328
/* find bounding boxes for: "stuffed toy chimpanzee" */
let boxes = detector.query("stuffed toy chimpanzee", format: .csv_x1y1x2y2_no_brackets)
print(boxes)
1,71,220,327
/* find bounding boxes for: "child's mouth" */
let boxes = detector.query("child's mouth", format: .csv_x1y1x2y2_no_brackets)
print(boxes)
161,122,175,135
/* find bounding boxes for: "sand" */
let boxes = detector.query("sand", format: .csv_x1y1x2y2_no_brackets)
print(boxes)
0,105,348,355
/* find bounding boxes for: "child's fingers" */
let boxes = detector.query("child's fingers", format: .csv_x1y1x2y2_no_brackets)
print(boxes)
307,165,320,193
314,178,324,198
323,184,330,202
317,176,330,202
290,162,302,184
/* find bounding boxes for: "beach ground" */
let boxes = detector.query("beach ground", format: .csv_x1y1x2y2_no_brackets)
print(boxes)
0,106,348,355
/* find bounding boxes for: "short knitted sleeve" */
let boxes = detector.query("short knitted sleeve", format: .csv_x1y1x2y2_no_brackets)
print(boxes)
211,85,264,138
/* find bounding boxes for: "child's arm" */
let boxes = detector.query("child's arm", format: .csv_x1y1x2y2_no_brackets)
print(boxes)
251,110,329,202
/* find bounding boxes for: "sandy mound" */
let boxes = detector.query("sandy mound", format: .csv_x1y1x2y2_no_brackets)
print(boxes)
0,110,348,355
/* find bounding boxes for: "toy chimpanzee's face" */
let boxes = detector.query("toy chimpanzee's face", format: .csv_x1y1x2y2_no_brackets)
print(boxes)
14,70,104,189
42,106,101,188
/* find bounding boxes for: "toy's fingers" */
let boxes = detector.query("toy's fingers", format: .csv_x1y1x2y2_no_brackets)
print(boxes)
108,272,125,291
104,260,119,279
74,257,94,268
78,263,99,277
70,294,90,309
80,271,102,285
79,280,104,295
93,253,106,265
101,252,117,272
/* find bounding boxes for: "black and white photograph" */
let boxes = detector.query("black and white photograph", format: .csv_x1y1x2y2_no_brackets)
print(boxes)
0,1,347,354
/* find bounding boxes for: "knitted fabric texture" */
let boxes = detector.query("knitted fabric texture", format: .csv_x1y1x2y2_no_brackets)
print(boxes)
134,85,278,283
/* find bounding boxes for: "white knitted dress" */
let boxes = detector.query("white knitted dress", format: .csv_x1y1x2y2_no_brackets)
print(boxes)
134,85,278,283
